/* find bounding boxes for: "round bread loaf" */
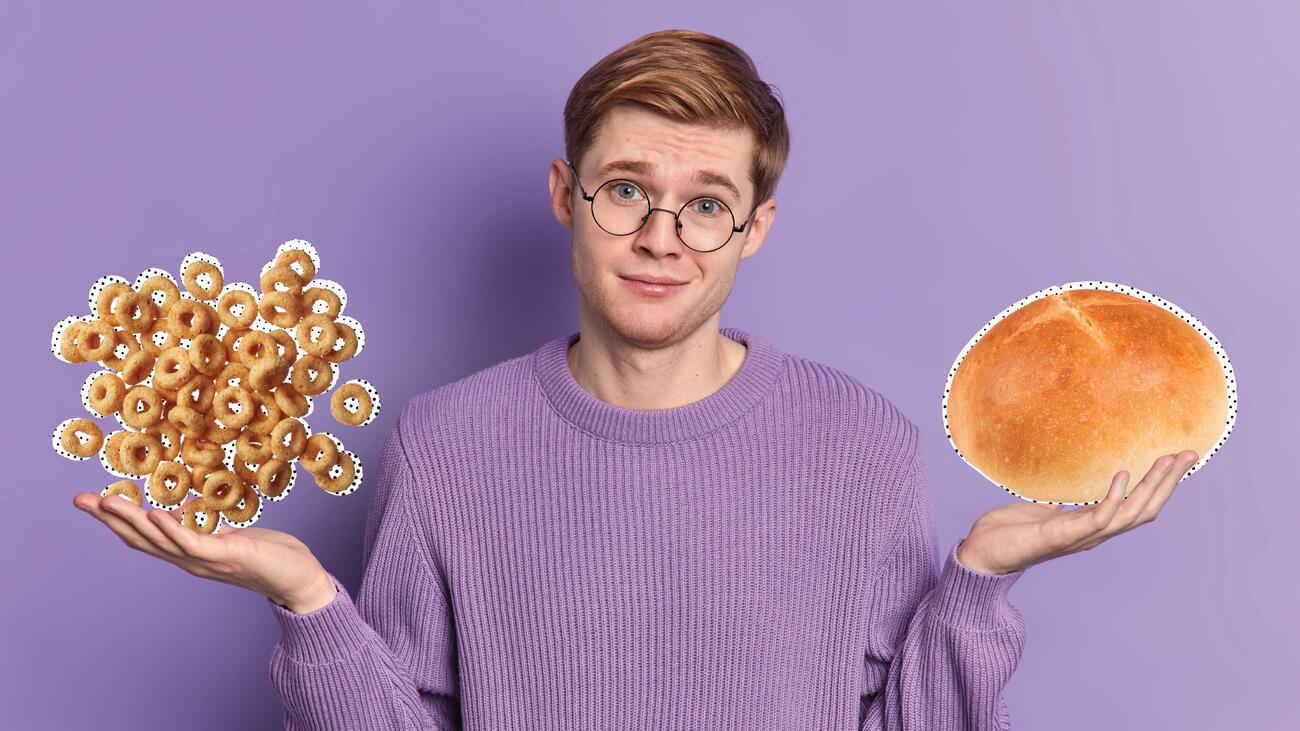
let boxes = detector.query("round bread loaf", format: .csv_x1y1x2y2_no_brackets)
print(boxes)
946,288,1230,504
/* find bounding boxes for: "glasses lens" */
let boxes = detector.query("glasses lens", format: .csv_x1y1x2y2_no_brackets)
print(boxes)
592,180,651,236
678,197,736,252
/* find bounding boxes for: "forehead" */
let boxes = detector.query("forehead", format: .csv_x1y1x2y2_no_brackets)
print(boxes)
586,105,753,185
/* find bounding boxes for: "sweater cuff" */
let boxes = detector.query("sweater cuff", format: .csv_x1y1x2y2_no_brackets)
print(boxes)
265,572,376,664
928,539,1025,631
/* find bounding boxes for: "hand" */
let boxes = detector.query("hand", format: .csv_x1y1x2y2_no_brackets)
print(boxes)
956,450,1200,575
72,491,338,614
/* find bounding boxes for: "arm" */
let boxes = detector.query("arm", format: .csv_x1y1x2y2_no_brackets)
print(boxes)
266,411,461,730
859,434,1027,730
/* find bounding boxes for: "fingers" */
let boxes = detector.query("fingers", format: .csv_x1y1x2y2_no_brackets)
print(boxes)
100,495,191,558
77,494,174,561
1135,450,1198,524
148,499,220,561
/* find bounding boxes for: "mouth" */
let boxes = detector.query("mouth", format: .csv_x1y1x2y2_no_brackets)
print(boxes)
620,275,686,296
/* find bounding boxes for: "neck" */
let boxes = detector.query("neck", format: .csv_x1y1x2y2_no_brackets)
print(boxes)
566,319,748,411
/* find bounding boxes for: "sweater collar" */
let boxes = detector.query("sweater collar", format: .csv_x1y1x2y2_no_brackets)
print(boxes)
534,326,786,445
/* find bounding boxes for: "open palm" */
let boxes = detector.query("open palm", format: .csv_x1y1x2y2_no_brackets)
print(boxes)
72,491,336,613
958,450,1200,575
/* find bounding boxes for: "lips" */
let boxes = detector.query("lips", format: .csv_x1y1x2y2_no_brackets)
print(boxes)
622,275,686,285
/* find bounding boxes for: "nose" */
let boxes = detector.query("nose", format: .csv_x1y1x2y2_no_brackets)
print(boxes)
635,207,684,252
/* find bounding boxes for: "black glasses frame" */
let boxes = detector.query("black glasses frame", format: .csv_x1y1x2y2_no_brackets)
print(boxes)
564,159,757,253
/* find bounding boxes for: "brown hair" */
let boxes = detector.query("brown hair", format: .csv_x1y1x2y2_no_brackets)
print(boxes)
563,29,790,215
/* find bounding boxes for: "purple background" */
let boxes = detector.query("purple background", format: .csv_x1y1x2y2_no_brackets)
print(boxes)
3,2,1296,728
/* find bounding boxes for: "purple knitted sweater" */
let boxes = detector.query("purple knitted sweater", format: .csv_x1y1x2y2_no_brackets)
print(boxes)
266,326,1027,730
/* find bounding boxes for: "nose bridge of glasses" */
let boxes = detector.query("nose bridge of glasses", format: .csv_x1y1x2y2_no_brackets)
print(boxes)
643,206,684,229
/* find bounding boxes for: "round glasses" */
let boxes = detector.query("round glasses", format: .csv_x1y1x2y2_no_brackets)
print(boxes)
565,159,756,253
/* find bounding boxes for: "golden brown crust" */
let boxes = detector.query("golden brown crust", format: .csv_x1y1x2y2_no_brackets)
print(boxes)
946,289,1228,503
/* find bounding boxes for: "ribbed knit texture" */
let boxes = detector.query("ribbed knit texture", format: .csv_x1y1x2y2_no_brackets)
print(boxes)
266,326,1027,730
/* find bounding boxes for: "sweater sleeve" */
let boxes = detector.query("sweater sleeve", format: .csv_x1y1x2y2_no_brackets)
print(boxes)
265,414,461,730
859,435,1027,731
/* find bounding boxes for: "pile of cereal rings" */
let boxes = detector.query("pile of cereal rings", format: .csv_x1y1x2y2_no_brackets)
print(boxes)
51,240,382,534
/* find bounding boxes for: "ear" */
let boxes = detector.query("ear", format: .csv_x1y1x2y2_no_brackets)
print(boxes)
548,159,576,231
737,196,777,260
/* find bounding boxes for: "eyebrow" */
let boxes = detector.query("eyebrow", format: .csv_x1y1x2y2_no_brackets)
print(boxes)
595,159,742,203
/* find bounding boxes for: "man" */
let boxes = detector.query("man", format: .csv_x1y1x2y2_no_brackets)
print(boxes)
74,28,1198,730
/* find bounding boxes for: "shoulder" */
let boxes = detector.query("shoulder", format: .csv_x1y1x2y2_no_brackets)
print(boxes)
392,343,540,447
781,350,923,467
398,349,535,436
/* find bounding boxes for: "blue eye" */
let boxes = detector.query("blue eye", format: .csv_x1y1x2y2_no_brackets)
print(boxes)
691,198,725,217
612,182,643,202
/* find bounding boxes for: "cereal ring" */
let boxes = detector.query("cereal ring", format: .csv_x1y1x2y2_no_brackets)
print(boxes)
188,334,226,376
248,357,289,391
330,383,372,426
181,437,224,468
216,289,257,330
275,248,316,283
76,320,116,361
198,300,222,335
152,346,193,390
177,374,215,413
256,459,292,498
100,327,141,371
88,372,127,417
191,463,219,492
139,275,182,314
146,420,182,460
299,433,339,474
235,330,277,365
183,260,223,299
140,317,175,358
182,496,220,534
321,321,359,364
167,404,207,439
296,313,339,358
103,479,143,508
216,361,249,390
121,385,164,429
300,286,340,319
235,429,273,464
166,299,212,340
246,390,282,434
116,291,156,334
222,475,261,522
59,321,89,363
119,350,155,385
61,418,103,458
118,432,162,475
232,457,259,487
153,380,179,405
291,354,333,396
147,461,191,506
203,413,240,445
272,383,309,418
258,290,302,329
201,470,244,512
259,265,305,296
212,385,254,429
103,430,131,473
270,417,307,460
269,328,298,364
220,327,248,361
313,450,355,494
95,282,134,326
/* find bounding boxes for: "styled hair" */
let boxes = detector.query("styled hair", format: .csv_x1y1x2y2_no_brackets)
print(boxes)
563,29,790,215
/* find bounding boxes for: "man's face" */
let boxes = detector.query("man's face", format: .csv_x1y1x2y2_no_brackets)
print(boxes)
549,104,775,350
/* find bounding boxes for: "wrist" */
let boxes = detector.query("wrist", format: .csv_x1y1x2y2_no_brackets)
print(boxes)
275,570,337,614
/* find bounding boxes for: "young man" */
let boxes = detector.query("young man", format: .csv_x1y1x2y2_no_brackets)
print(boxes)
75,28,1198,730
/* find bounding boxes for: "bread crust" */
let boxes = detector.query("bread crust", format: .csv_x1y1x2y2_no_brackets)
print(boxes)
947,289,1228,503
